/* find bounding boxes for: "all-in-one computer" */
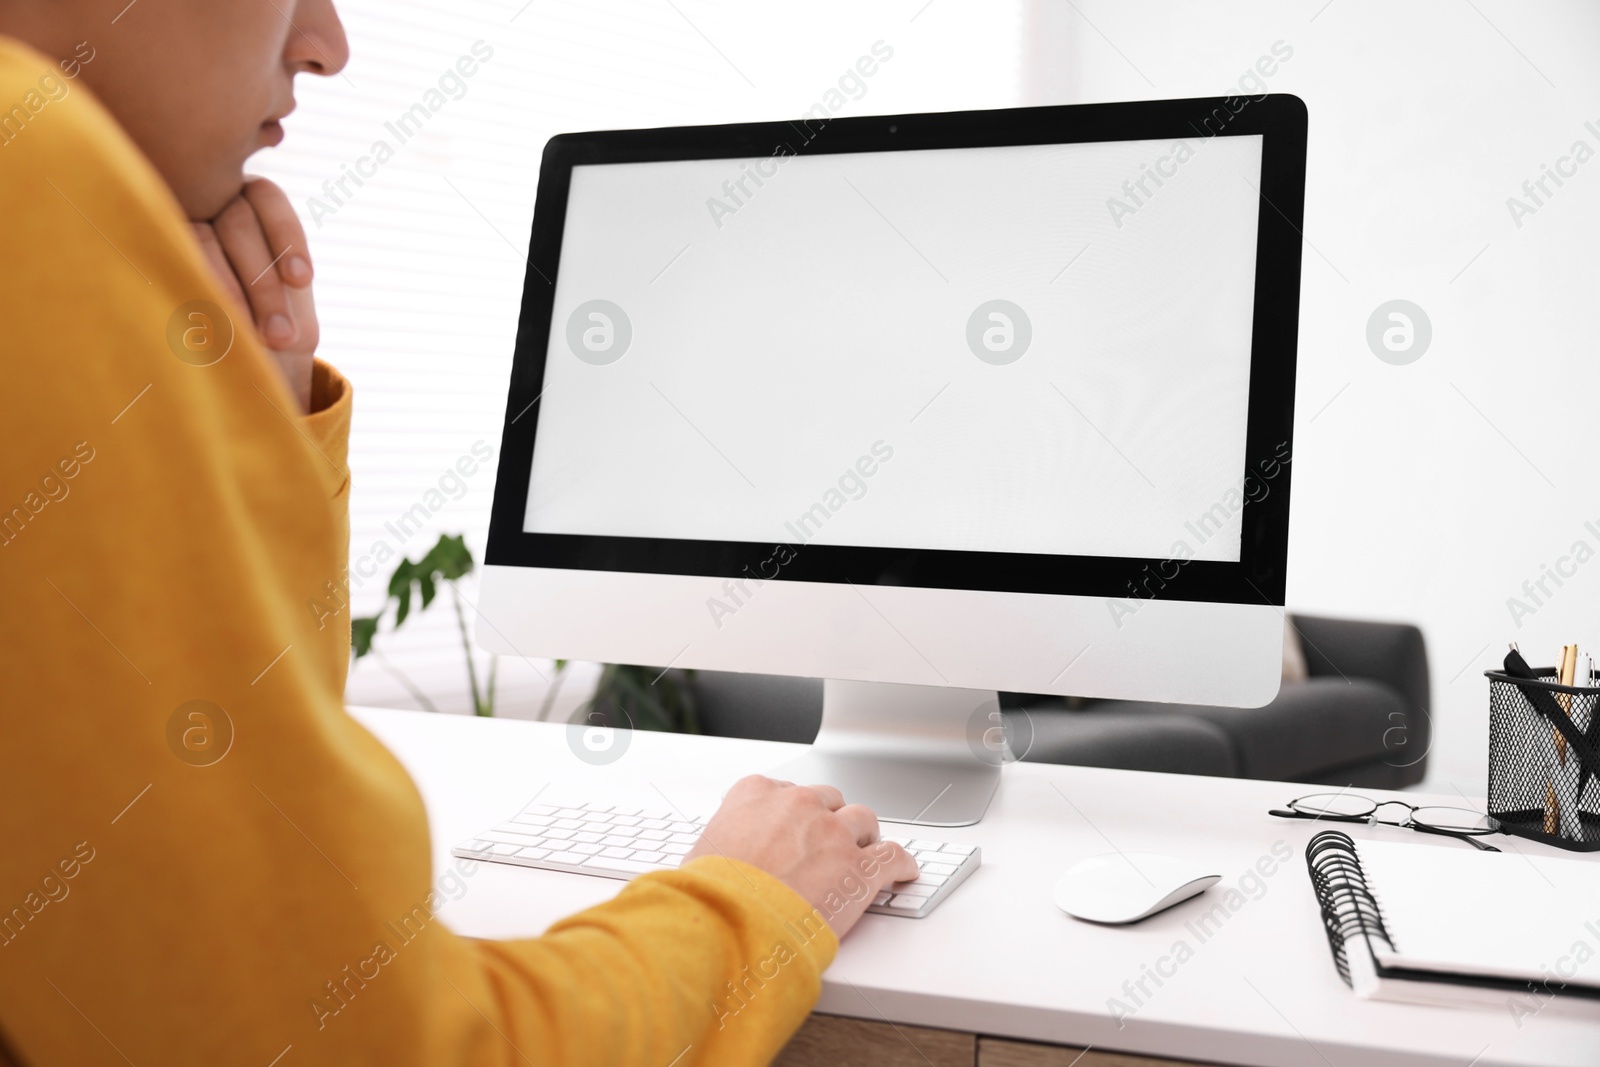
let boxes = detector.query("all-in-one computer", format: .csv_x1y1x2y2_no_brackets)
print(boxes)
477,95,1306,831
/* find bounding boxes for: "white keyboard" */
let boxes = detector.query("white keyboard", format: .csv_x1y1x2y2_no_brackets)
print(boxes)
453,799,981,919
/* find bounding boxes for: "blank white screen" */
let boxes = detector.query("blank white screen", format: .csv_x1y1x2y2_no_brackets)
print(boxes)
525,134,1263,562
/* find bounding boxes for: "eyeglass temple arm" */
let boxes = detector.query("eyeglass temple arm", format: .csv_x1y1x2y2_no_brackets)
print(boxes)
1267,808,1363,822
1410,823,1501,852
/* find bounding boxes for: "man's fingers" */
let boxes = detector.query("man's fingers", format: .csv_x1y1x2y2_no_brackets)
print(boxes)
802,784,845,812
189,223,248,315
213,197,295,348
872,841,921,885
834,803,881,847
242,177,312,287
277,285,316,412
727,775,784,801
283,282,318,349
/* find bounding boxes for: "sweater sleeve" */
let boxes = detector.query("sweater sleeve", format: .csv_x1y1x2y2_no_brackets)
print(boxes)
0,34,834,1067
300,358,354,691
453,858,837,1065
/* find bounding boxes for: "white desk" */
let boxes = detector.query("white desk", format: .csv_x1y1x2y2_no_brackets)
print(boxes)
352,706,1599,1067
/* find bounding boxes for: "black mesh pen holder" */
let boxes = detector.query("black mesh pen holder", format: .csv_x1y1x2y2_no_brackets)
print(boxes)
1485,669,1600,851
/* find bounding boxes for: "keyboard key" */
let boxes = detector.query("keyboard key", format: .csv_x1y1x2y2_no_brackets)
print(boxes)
890,881,935,898
922,862,959,877
910,840,943,852
660,842,693,856
606,826,640,839
500,831,552,846
639,810,671,820
516,847,551,861
609,815,642,827
640,819,671,830
662,856,683,867
911,872,949,887
601,835,637,848
569,843,604,856
542,829,576,841
553,818,584,830
600,846,633,859
540,839,572,852
573,832,604,844
611,807,642,817
584,804,614,814
485,834,550,850
630,850,666,863
583,856,663,875
512,814,553,827
938,842,977,856
529,804,559,816
638,829,670,842
485,828,541,842
667,832,698,845
887,895,925,910
555,809,586,819
668,822,698,834
873,891,892,906
489,844,521,856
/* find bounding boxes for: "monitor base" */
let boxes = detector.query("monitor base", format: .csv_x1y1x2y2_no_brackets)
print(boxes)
769,679,1003,827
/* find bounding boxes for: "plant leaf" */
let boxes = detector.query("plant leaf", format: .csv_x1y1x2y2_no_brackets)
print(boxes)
432,533,474,581
351,616,379,659
387,559,413,600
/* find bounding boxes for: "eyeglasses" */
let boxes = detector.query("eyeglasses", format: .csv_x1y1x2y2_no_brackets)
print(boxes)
1269,793,1502,852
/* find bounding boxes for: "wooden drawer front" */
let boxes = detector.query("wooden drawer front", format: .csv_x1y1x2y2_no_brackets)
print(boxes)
980,1035,1213,1066
773,1014,1215,1067
773,1013,974,1067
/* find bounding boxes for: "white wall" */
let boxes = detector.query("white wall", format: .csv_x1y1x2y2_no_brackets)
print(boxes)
1024,0,1600,792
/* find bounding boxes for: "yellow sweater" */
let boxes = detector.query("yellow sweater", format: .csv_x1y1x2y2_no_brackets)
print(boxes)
0,36,833,1067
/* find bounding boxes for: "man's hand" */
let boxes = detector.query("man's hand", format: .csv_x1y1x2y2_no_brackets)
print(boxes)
686,776,920,939
190,177,318,412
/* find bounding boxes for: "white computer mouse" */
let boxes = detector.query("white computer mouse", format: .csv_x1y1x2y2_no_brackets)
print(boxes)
1052,852,1221,924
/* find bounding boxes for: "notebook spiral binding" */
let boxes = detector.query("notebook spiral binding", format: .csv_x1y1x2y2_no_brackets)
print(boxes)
1305,830,1395,987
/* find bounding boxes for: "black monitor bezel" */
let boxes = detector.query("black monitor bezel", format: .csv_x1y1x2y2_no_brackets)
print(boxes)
486,95,1305,607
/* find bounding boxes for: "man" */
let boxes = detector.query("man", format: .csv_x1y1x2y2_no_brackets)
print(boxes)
0,2,917,1064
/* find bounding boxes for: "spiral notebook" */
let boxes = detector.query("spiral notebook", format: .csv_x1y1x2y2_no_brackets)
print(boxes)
1307,831,1600,1010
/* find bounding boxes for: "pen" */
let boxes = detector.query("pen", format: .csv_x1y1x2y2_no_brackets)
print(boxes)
1504,645,1597,837
1573,653,1595,841
1557,645,1580,839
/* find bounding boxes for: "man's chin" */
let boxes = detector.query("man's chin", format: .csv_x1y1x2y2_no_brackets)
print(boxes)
181,167,250,224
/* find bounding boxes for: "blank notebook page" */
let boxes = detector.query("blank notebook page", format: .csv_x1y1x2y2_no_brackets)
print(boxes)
1359,840,1600,986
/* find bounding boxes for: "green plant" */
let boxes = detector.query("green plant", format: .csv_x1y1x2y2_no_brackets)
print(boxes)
584,664,700,735
349,533,695,733
351,534,517,717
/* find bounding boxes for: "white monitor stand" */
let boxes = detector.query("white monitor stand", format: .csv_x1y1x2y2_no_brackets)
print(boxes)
771,680,1003,827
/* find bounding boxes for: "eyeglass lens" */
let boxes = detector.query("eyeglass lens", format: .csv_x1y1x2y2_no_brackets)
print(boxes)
1289,793,1375,819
